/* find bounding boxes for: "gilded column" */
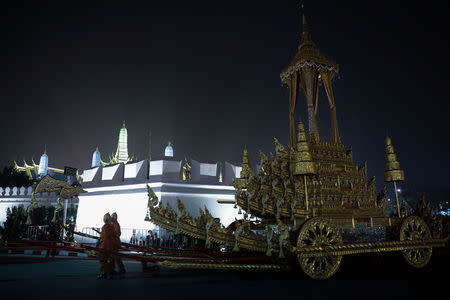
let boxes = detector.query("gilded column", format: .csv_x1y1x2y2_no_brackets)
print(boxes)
287,72,299,149
320,70,340,143
300,67,320,140
383,136,404,216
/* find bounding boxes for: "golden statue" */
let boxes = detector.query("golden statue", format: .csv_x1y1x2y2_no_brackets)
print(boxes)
182,156,191,181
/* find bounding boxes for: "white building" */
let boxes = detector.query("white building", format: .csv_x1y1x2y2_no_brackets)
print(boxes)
77,154,243,242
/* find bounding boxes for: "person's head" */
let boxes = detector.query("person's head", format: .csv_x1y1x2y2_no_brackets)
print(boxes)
111,212,117,222
103,213,111,224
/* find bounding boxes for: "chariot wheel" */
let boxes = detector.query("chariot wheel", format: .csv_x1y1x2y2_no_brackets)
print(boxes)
399,215,432,268
296,217,343,280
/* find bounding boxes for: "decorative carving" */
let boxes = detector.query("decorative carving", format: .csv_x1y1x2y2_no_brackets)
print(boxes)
296,218,343,279
384,137,404,182
399,216,432,268
265,225,274,256
277,219,289,258
35,175,86,199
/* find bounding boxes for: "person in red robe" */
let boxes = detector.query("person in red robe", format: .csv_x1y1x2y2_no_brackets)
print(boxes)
111,212,125,276
98,213,114,279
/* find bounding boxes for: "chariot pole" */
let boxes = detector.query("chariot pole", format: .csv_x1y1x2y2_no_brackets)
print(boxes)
384,137,404,216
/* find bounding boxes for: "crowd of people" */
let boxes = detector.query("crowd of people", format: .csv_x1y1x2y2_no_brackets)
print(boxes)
129,230,185,248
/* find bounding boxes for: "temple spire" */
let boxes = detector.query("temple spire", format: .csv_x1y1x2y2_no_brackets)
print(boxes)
114,121,130,163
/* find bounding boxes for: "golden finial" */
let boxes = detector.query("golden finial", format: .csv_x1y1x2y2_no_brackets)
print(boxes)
384,136,404,182
300,1,311,42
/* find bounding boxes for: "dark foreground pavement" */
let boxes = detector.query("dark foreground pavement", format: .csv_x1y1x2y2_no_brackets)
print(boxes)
0,252,448,300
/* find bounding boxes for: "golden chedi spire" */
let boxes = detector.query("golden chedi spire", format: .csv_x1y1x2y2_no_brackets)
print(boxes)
301,13,311,43
293,122,316,175
239,147,253,188
384,136,404,182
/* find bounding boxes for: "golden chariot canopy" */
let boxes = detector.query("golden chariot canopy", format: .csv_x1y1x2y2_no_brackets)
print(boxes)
280,15,338,83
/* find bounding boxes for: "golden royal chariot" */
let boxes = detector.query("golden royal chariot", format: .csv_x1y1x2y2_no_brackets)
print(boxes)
144,13,449,279
23,11,448,280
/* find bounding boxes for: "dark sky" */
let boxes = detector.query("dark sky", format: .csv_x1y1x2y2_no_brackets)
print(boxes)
1,1,449,190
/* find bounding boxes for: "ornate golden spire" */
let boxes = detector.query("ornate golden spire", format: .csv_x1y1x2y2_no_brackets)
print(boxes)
293,122,316,175
384,136,404,182
281,7,339,145
301,13,311,43
281,10,338,82
239,147,252,188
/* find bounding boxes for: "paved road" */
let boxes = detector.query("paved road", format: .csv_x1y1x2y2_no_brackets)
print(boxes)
0,253,448,300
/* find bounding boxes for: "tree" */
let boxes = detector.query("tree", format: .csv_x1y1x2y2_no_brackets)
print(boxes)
0,166,33,188
0,205,28,239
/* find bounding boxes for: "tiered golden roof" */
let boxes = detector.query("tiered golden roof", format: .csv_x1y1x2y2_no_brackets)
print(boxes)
280,15,338,83
384,137,404,182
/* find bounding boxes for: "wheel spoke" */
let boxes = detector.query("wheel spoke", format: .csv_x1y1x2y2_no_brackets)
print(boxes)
297,218,343,279
400,216,432,269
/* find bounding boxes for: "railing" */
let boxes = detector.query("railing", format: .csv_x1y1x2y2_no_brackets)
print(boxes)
26,225,49,240
0,186,33,197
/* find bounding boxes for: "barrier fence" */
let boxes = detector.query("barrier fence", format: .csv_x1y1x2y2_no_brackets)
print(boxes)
80,227,169,245
26,225,49,240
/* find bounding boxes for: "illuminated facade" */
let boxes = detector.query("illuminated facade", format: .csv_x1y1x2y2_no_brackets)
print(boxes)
76,123,243,241
77,157,243,242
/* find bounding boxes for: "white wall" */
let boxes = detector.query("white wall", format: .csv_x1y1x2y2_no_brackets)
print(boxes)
76,183,241,242
76,192,153,232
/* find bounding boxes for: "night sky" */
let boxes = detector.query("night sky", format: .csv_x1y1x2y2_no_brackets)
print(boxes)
1,1,449,190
